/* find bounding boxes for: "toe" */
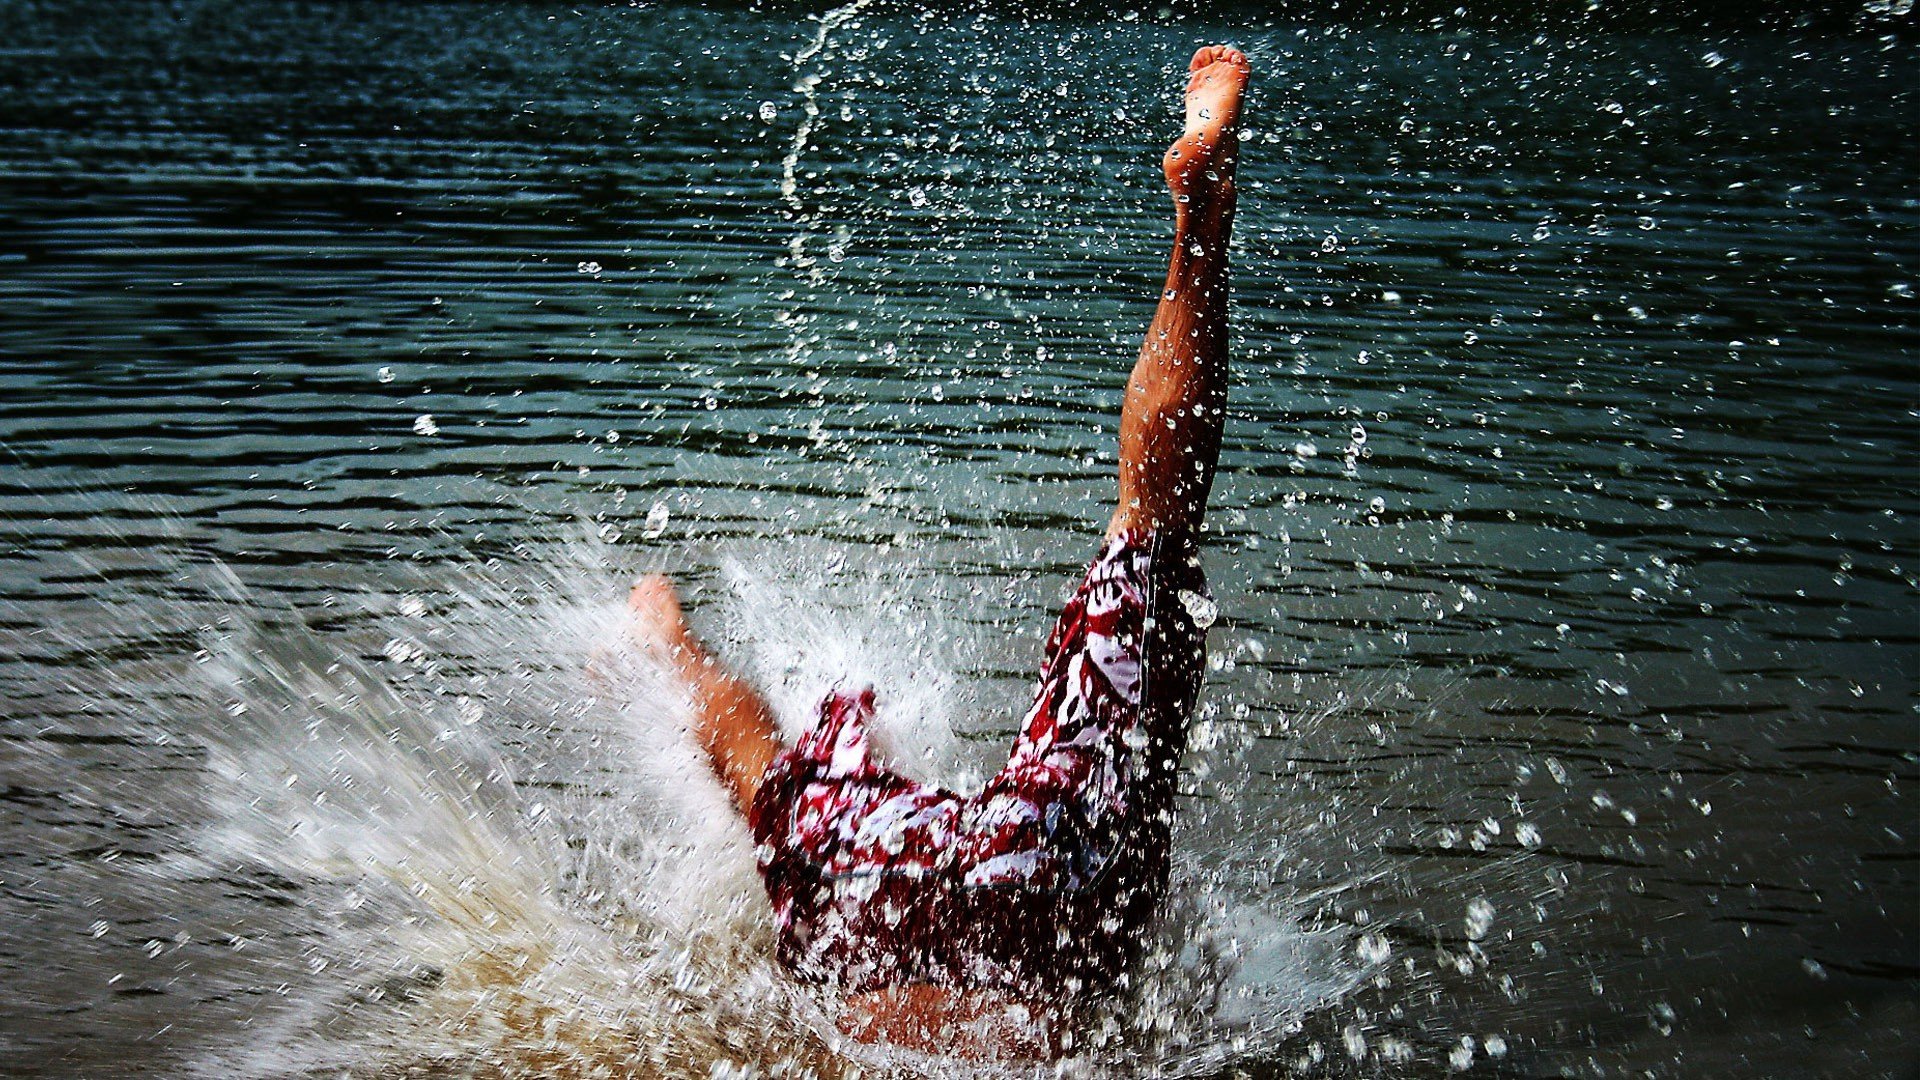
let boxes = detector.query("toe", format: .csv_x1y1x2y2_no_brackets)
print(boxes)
1189,44,1249,75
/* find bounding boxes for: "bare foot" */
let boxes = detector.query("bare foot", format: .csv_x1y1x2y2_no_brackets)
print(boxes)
624,572,785,812
625,573,697,663
1164,45,1250,225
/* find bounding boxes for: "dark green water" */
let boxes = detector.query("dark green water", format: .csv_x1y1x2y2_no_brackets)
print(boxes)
0,2,1914,1077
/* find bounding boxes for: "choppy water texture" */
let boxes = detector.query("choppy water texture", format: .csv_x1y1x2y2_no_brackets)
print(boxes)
1,2,1916,1077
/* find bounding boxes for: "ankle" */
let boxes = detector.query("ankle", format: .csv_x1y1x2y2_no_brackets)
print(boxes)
1175,206,1233,245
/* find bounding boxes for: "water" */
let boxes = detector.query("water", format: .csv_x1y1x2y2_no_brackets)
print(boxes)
1,2,1915,1076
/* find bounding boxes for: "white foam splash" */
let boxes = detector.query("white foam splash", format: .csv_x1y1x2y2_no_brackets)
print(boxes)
39,526,1362,1078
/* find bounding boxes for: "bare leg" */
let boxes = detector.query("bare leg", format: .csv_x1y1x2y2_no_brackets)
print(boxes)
1110,45,1250,548
626,574,782,814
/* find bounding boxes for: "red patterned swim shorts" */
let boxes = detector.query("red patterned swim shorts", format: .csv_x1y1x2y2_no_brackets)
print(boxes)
748,528,1209,994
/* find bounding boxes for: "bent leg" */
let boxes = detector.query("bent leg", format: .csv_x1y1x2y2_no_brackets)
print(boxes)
626,574,782,813
1110,45,1250,548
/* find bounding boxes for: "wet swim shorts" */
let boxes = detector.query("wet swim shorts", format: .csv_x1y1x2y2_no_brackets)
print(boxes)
748,528,1209,994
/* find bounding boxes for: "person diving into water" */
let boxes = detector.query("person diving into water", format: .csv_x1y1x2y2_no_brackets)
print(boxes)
621,45,1251,1057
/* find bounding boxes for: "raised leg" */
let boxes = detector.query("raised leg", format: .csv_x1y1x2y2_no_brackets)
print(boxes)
1109,45,1250,548
626,574,782,813
686,46,1253,1057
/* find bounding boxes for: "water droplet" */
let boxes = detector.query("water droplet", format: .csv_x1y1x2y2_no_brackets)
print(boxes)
375,366,395,383
413,414,439,436
1466,898,1496,939
1515,822,1543,848
758,101,778,123
1178,589,1218,628
641,502,670,540
1356,932,1391,963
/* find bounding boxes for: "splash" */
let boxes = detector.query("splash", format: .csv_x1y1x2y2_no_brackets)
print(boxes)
779,0,878,285
144,539,835,1078
32,523,1364,1079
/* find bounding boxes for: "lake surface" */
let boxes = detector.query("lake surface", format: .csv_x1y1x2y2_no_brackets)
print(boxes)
0,2,1914,1077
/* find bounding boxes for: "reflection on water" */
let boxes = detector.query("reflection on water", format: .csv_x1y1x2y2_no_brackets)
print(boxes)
0,2,1914,1077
